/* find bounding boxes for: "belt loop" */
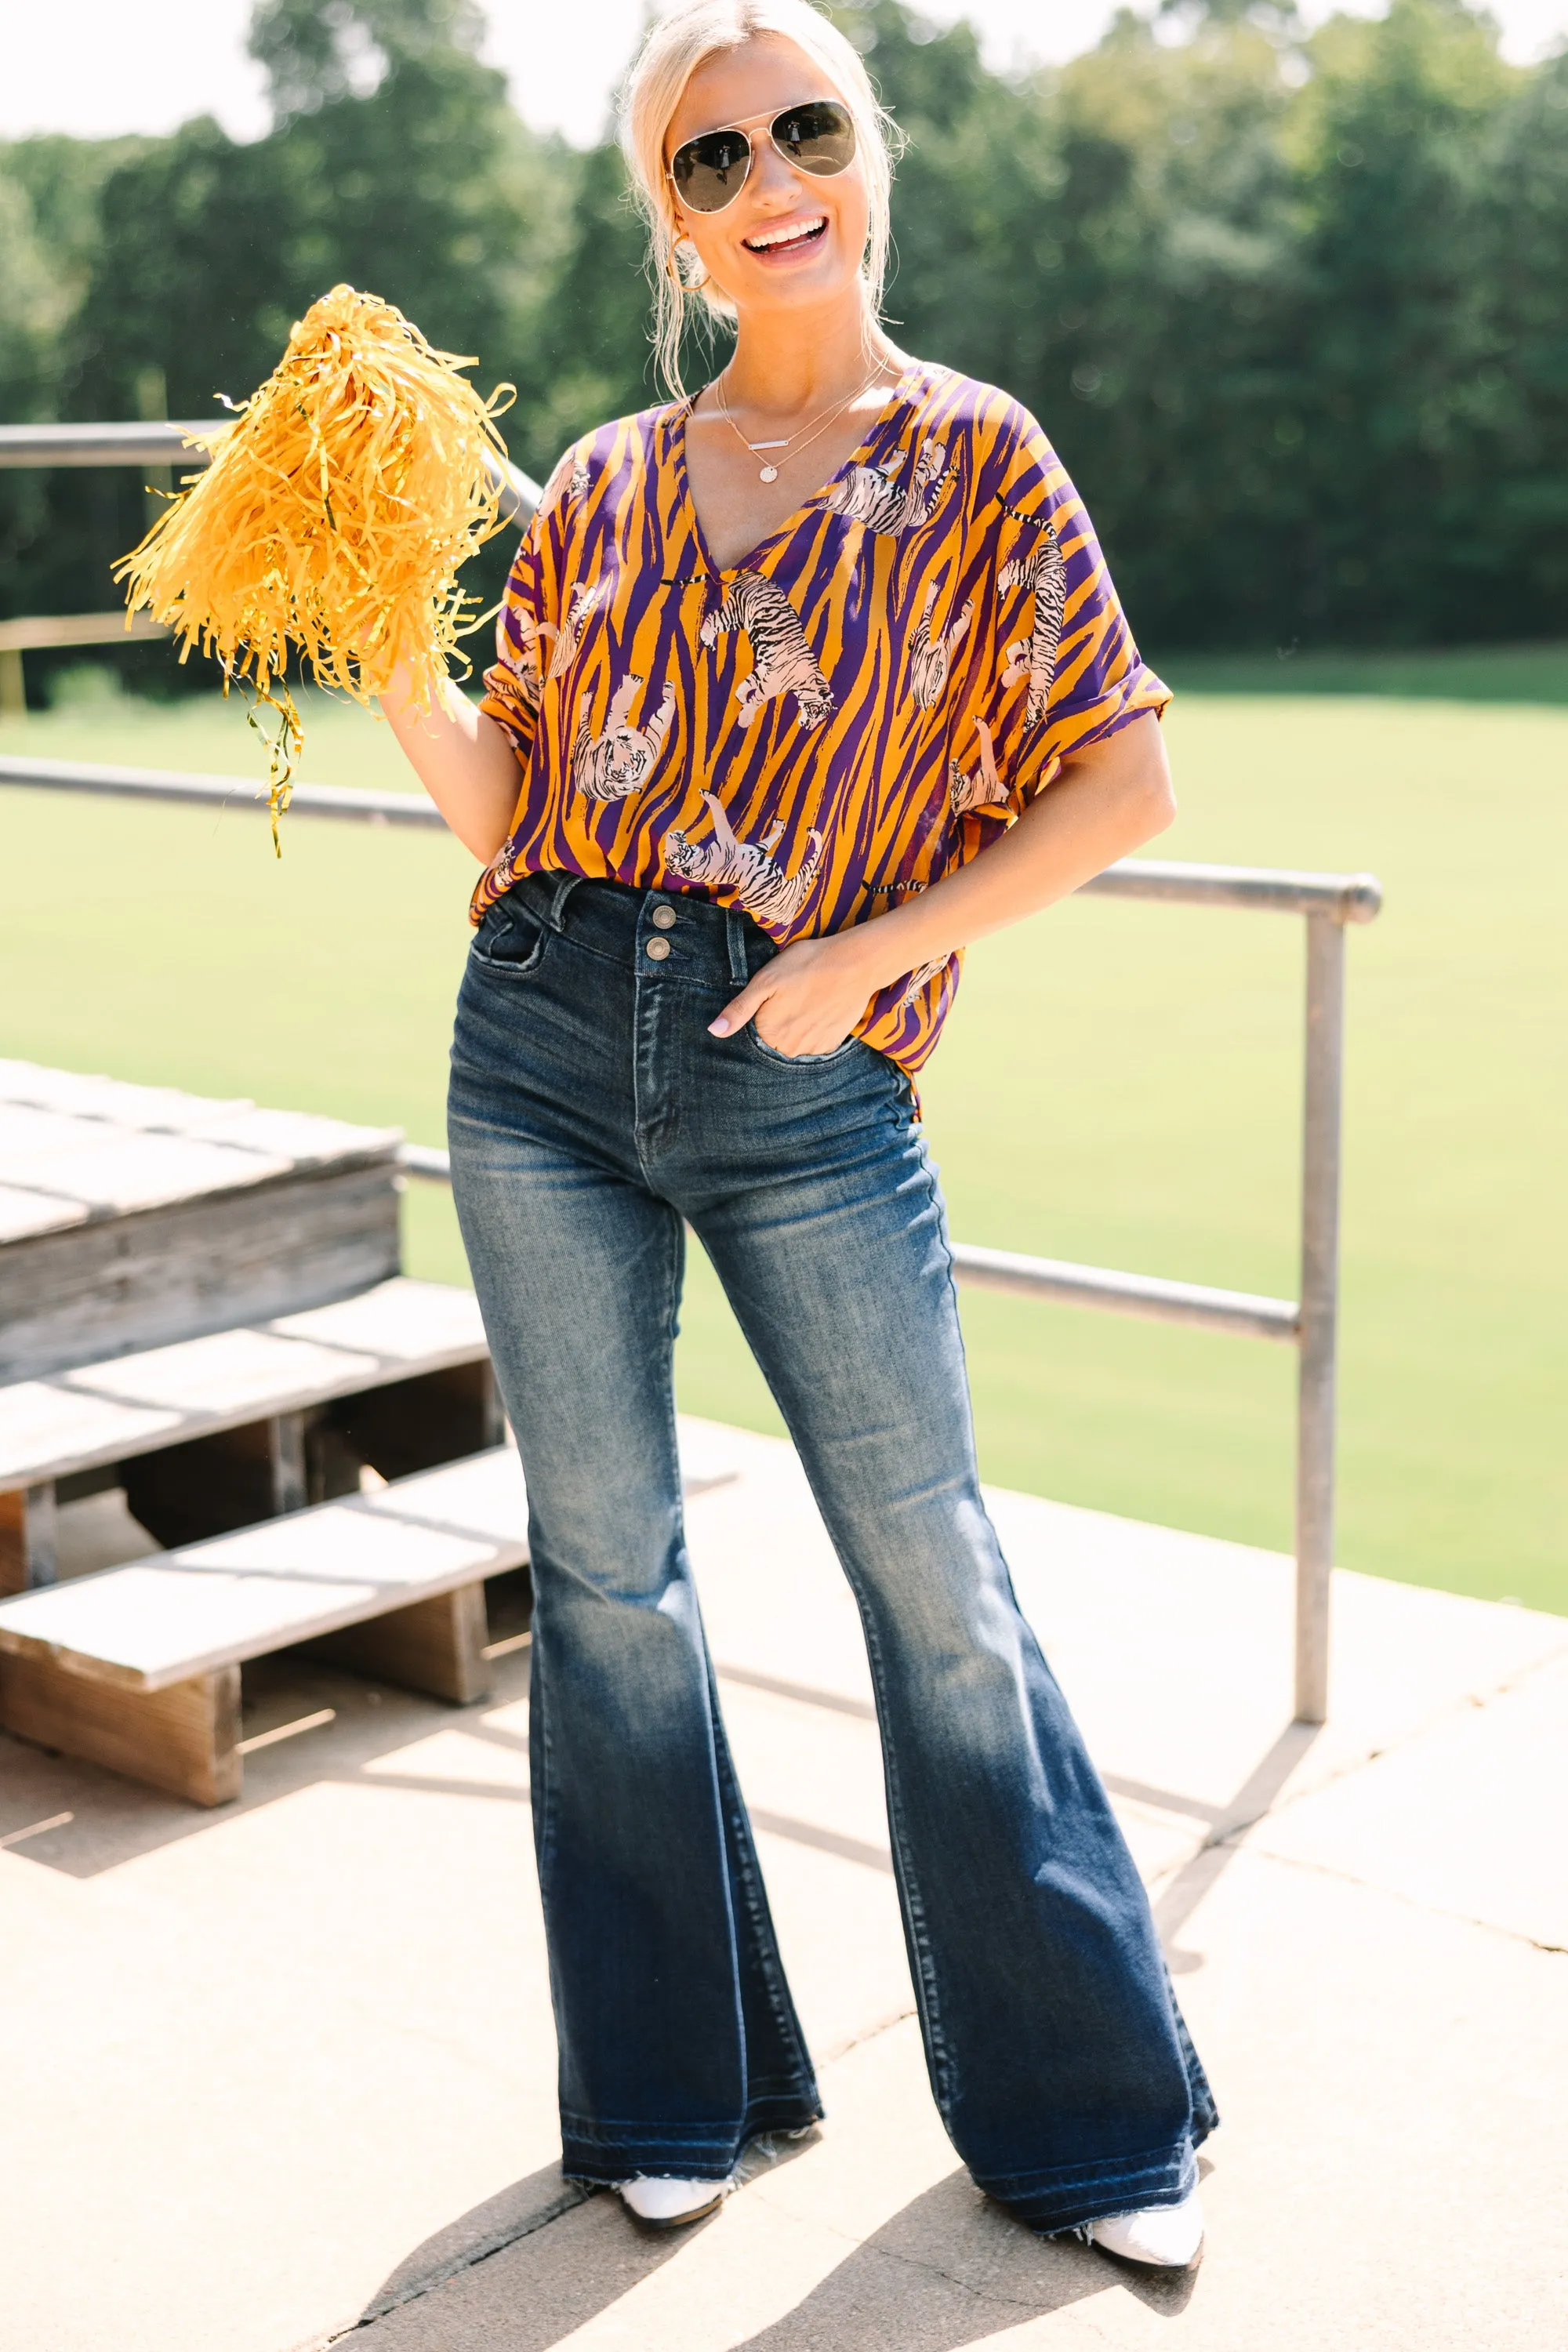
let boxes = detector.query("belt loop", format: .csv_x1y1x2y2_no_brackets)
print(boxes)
545,873,583,933
725,906,750,985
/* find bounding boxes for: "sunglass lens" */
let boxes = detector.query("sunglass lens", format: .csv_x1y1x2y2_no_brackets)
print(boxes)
671,128,753,212
771,100,855,176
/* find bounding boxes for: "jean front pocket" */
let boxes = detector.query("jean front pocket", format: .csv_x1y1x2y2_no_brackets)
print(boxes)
470,893,550,980
746,1022,866,1069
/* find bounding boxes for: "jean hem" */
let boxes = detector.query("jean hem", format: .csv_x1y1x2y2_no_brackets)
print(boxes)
978,2135,1199,2234
561,2094,825,2186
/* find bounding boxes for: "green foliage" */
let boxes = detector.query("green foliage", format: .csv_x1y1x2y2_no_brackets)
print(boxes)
2,0,1568,655
838,0,1568,647
0,0,572,669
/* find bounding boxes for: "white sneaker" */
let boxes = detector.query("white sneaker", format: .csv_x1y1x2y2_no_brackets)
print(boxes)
1087,2185,1204,2270
617,2175,728,2228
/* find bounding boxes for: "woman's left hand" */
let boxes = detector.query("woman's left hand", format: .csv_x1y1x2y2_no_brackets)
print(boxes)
705,713,1177,1059
709,933,877,1058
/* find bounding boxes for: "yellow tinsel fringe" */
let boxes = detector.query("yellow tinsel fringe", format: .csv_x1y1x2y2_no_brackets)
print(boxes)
115,284,515,851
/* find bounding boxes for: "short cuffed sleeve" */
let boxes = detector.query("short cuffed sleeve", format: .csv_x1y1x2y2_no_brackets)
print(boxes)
477,442,582,763
956,400,1169,820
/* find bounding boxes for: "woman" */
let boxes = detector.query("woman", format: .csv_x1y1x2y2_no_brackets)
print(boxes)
384,0,1216,2271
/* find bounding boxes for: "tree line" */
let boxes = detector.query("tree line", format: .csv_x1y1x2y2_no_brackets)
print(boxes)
2,0,1565,683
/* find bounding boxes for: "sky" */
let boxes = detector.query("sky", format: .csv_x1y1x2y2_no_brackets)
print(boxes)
2,0,1565,151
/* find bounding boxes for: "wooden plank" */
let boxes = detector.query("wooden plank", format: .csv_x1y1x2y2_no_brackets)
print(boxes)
267,1281,488,1367
0,1278,488,1493
0,1162,401,1385
0,1483,56,1596
0,1062,254,1133
0,1059,393,1159
0,1655,240,1806
308,1583,492,1705
0,1110,401,1222
118,1406,361,1549
0,612,169,653
0,1447,532,1691
0,1105,116,1160
2,1131,299,1216
0,1185,90,1244
182,1105,403,1171
327,1360,503,1483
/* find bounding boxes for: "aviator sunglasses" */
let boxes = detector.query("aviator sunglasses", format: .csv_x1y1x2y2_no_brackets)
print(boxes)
669,98,857,215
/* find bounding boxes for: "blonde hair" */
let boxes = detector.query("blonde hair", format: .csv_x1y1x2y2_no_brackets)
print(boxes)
620,0,902,399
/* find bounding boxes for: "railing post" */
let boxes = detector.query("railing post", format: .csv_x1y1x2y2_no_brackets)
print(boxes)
1295,911,1346,1723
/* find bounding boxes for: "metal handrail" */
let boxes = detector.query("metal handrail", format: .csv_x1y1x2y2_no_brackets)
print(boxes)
0,419,542,525
0,420,1381,1722
0,753,448,826
1083,861,1381,924
3,750,1380,1720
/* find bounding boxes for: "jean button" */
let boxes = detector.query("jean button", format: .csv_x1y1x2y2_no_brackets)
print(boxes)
644,935,672,962
651,903,677,931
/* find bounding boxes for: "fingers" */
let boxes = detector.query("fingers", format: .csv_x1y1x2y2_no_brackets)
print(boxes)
708,973,772,1038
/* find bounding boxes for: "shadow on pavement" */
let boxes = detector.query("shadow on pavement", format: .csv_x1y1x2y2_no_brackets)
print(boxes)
0,1602,540,1879
350,2155,1197,2348
350,2132,823,2347
727,2169,1198,2348
1156,1719,1321,1969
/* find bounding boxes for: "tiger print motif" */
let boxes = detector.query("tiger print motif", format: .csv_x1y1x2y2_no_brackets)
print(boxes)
998,525,1066,725
822,439,949,534
699,572,834,730
501,610,546,710
546,580,605,681
898,955,949,1011
664,792,824,927
572,672,675,801
948,717,1007,815
909,580,975,711
485,841,524,897
476,375,1168,1090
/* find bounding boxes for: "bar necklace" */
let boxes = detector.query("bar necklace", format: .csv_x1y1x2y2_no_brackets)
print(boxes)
713,360,890,483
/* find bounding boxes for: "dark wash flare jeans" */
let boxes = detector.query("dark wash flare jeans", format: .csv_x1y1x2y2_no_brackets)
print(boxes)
447,870,1217,2232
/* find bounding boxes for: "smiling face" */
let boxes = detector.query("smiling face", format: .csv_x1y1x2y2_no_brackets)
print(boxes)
665,35,872,328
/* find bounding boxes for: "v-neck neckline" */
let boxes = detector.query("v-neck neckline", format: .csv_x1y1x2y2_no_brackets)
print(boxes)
673,359,929,579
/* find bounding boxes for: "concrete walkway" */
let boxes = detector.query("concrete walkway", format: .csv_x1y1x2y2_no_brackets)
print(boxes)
2,1420,1564,2351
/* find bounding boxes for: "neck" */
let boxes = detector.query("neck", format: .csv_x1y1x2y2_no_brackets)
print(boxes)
717,291,898,419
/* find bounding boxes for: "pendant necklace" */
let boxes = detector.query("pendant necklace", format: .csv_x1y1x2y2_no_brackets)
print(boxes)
713,359,891,484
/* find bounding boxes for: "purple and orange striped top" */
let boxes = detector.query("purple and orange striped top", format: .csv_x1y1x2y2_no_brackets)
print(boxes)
477,359,1167,1081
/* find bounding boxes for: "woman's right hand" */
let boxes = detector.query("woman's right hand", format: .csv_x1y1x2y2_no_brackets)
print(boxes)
379,663,522,863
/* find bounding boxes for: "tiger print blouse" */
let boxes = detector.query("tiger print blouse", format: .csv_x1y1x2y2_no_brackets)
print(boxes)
475,358,1168,1081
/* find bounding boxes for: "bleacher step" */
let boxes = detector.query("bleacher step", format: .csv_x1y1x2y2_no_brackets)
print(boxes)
0,1276,492,1592
0,1428,741,1806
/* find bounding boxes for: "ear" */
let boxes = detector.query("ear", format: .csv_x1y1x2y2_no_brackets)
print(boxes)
670,235,706,289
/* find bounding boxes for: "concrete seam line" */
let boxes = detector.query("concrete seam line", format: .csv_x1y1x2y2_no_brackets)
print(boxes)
1243,1842,1568,1960
819,2004,919,2065
1201,1636,1568,1853
846,2233,1111,2311
325,2184,593,2339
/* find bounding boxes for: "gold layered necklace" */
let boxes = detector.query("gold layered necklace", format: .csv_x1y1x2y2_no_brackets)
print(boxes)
712,358,892,484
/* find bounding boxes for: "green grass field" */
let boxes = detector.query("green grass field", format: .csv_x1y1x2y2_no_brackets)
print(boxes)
3,657,1563,1613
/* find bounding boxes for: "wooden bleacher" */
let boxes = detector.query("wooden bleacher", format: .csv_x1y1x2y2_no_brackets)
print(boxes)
0,1065,506,1802
0,1065,743,1806
0,1275,497,1588
0,1058,403,1389
0,1448,528,1802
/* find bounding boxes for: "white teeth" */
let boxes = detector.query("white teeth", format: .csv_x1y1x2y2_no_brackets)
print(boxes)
746,217,826,252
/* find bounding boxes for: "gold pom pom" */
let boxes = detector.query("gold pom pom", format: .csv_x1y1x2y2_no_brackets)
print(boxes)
115,284,515,850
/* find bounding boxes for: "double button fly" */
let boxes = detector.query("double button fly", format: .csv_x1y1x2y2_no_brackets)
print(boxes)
645,902,677,961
